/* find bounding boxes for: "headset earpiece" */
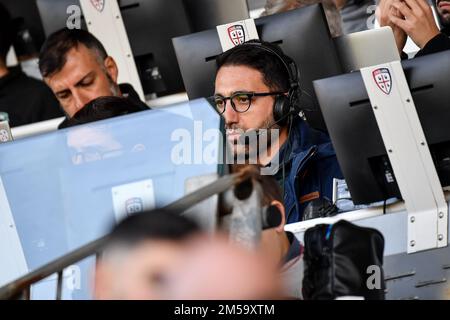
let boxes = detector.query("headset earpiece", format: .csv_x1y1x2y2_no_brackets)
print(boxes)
232,41,302,125
262,204,283,229
273,94,291,126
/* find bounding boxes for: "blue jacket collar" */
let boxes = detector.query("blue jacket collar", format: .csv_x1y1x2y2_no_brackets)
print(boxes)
286,118,335,159
267,118,335,174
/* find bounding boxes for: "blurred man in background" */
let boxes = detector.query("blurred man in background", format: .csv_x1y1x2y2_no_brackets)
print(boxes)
378,0,450,57
0,3,63,127
261,0,377,36
339,0,377,34
94,209,200,300
164,235,282,300
261,0,344,37
95,208,283,300
39,29,149,129
59,96,147,129
233,165,304,299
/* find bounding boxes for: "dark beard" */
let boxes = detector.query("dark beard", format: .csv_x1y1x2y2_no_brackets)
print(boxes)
441,14,450,30
227,117,280,163
437,1,450,29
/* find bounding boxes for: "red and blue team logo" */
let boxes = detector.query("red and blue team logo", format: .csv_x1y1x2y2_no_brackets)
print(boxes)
90,0,105,12
372,68,392,95
228,25,246,46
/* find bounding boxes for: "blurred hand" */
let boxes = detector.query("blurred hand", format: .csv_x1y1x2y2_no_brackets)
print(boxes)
390,0,440,48
377,0,408,54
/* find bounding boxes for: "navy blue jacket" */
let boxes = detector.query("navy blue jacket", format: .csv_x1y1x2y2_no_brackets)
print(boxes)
274,119,343,224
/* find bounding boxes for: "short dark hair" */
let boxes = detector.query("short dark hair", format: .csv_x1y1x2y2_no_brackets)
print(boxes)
215,40,291,92
107,209,201,249
39,28,108,78
60,96,146,128
0,4,16,62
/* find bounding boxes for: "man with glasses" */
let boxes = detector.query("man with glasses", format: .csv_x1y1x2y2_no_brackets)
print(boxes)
214,40,343,224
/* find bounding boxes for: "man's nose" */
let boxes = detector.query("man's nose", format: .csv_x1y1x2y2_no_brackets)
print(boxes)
73,91,91,113
223,100,239,124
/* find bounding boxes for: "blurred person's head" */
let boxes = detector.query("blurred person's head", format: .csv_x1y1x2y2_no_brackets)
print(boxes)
232,165,290,266
215,41,293,162
0,4,16,70
60,96,146,129
436,0,450,28
165,235,282,299
39,29,121,118
94,209,201,300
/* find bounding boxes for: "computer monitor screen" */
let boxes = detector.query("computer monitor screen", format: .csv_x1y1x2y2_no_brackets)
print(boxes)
314,50,450,205
182,0,249,32
0,98,221,298
172,4,343,130
36,0,87,37
334,27,400,73
36,0,192,97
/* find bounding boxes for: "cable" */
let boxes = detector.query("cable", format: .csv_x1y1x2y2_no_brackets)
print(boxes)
281,115,295,198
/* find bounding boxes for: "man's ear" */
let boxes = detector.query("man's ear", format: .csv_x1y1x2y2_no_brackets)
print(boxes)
104,56,119,84
270,200,286,233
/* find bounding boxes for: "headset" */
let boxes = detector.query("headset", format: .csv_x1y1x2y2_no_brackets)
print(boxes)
236,41,302,127
232,41,302,200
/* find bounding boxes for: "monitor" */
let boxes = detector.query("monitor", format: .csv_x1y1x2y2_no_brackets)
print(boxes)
0,98,222,299
36,0,87,37
36,0,192,97
314,50,450,205
172,4,343,130
334,26,401,73
182,0,249,32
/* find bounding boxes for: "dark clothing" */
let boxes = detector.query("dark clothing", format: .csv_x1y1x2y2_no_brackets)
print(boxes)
267,118,343,224
281,231,304,299
119,83,149,111
401,30,450,60
415,32,450,58
0,68,63,127
443,27,450,37
58,83,149,129
340,0,375,34
284,231,302,264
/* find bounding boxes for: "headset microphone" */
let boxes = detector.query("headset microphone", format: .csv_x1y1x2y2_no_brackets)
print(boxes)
226,41,302,146
237,110,295,145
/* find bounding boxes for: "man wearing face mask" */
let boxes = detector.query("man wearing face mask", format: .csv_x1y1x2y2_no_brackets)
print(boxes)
38,29,149,129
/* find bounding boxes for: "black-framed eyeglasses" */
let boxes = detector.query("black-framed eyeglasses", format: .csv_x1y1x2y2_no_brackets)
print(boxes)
213,91,284,114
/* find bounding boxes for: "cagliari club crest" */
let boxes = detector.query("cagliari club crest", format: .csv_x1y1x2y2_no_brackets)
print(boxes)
90,0,105,12
125,197,144,215
372,68,392,95
228,25,246,46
